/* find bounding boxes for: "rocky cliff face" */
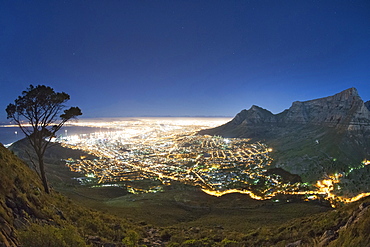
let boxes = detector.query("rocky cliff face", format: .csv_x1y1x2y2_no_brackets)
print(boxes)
365,100,370,111
199,88,370,186
317,201,370,246
223,88,370,130
201,88,370,137
279,88,370,126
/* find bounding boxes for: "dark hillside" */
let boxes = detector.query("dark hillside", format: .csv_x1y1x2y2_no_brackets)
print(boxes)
161,196,370,246
9,138,97,190
0,143,146,247
0,143,44,246
1,140,370,246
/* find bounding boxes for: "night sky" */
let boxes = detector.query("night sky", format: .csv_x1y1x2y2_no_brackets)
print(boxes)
1,1,370,121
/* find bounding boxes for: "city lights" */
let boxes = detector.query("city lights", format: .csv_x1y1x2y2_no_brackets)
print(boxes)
59,118,370,207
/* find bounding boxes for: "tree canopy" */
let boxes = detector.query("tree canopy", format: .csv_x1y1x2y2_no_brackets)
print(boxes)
6,85,82,193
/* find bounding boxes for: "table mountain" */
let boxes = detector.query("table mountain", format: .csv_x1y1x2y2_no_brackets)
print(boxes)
199,88,370,187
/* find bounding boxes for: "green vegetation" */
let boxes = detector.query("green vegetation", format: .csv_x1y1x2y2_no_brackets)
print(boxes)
18,224,86,247
0,144,143,246
2,142,370,246
157,198,370,246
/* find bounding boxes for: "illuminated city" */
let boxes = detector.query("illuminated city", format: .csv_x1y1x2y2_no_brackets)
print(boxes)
59,118,370,207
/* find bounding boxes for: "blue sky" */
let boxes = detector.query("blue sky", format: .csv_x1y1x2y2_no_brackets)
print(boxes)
1,0,369,121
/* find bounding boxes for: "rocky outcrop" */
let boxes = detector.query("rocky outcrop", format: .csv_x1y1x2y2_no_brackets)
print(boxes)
365,101,370,111
283,200,370,247
317,202,370,246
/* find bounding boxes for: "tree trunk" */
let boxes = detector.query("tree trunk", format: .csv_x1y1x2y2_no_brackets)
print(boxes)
37,153,50,194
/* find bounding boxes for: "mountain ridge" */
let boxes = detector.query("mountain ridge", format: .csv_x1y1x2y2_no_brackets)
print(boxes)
228,88,370,128
199,88,370,186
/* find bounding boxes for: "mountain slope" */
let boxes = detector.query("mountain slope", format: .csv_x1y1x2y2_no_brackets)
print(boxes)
0,143,44,246
199,88,370,185
0,143,145,247
1,133,370,246
162,196,370,246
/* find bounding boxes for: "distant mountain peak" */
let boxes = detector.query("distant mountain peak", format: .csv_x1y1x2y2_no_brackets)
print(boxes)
231,88,369,128
230,105,274,126
327,87,361,104
292,88,360,105
345,87,359,96
200,88,370,135
199,87,370,137
280,87,369,126
337,87,359,97
198,88,370,187
249,105,263,110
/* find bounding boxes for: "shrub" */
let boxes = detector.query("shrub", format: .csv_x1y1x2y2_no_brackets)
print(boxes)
122,229,140,247
18,223,86,247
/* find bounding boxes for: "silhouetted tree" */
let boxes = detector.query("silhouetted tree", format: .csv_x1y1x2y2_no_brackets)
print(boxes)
6,85,82,193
